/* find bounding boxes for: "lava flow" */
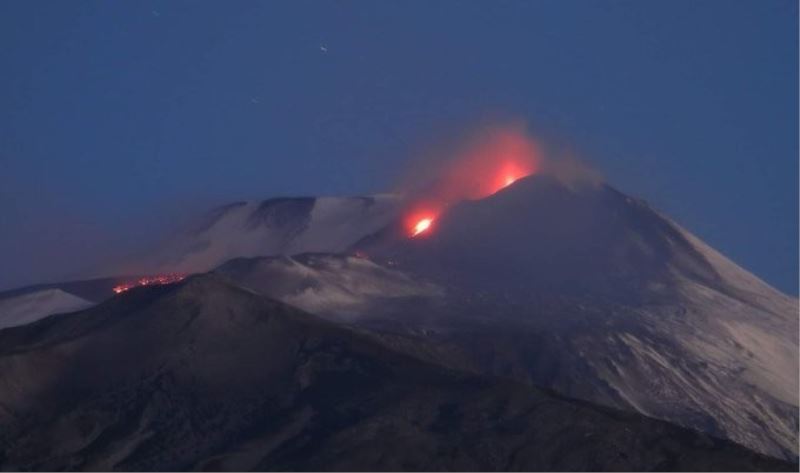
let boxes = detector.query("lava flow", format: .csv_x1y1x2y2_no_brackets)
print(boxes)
113,274,185,294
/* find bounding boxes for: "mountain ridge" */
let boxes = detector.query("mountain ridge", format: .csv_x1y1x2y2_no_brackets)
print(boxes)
0,274,793,471
1,174,796,464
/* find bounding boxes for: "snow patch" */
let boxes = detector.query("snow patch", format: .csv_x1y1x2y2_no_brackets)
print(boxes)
147,196,401,275
0,289,94,330
217,254,442,320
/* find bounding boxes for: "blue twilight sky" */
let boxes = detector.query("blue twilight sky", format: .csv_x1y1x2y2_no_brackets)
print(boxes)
0,1,797,293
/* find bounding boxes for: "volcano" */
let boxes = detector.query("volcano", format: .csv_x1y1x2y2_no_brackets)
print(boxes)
214,175,798,461
0,173,796,470
354,175,799,460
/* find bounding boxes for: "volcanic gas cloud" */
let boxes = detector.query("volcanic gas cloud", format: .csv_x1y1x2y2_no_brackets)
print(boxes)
402,126,541,237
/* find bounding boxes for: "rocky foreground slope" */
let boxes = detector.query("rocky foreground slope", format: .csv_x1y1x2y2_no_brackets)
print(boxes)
0,276,793,471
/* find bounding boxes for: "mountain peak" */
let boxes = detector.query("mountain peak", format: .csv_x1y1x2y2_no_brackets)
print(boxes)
360,175,720,299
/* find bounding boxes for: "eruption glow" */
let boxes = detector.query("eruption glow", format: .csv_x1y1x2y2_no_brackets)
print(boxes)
401,126,541,238
113,274,185,294
412,217,433,237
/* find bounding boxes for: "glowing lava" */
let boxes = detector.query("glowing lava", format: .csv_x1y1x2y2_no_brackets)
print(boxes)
412,217,433,237
399,125,541,239
113,274,185,294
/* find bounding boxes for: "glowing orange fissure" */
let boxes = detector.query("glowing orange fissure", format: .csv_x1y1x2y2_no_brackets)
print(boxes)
113,274,185,294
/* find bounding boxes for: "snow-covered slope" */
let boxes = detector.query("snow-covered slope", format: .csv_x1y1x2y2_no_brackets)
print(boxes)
336,175,797,460
218,241,798,460
5,175,794,460
675,223,798,320
574,269,798,461
0,275,791,471
0,196,402,332
0,288,94,330
216,254,441,321
142,195,400,275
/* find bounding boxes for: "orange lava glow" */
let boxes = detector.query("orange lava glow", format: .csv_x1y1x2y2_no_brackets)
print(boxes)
113,274,185,294
400,126,540,238
412,217,433,236
436,128,540,200
404,205,440,238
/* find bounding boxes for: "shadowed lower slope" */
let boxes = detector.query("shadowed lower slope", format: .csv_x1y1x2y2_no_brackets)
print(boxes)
0,274,793,471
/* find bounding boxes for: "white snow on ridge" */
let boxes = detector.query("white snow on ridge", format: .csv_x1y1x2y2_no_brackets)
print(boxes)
0,289,94,330
675,222,798,318
217,254,442,320
280,256,442,318
288,196,400,254
584,218,800,459
149,196,401,275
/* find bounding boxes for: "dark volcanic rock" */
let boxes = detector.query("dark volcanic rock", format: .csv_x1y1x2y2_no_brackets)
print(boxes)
0,275,792,471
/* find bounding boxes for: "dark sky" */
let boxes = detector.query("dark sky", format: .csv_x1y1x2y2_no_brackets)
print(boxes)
0,0,797,294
